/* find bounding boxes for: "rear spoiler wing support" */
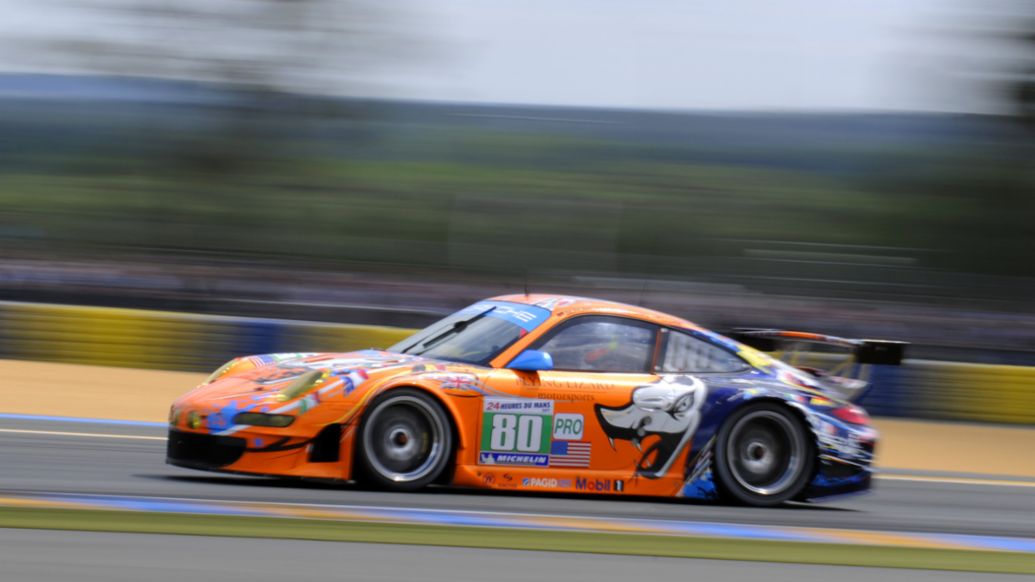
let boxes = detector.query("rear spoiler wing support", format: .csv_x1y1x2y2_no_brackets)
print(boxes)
727,329,908,404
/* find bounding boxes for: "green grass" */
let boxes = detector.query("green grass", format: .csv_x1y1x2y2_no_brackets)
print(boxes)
0,506,1032,574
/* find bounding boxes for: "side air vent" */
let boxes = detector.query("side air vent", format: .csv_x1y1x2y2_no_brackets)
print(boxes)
309,424,342,463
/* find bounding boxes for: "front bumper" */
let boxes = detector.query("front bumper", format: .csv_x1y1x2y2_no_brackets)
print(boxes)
165,426,354,481
166,429,247,470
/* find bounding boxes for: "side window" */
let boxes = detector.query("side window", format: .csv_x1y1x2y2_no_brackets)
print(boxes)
534,316,657,373
660,330,747,373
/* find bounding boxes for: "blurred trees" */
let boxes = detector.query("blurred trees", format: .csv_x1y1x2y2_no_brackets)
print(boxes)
3,98,1030,299
3,0,395,173
884,2,1035,280
1010,16,1035,128
1,0,1033,309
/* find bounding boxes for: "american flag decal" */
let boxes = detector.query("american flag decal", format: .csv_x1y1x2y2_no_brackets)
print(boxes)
549,441,591,467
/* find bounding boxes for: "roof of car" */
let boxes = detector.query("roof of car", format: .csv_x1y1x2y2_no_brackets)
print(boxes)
491,293,701,330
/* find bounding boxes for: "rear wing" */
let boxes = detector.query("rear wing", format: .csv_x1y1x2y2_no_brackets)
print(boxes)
729,329,907,366
727,329,908,403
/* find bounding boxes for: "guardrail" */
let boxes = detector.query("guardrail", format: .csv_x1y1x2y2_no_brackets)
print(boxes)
0,301,411,373
865,361,1035,425
0,301,1032,424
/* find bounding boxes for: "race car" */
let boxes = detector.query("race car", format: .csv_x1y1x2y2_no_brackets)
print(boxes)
167,294,904,507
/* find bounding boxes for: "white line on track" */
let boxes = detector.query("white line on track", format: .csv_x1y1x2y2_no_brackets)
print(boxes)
876,474,1035,488
0,428,164,441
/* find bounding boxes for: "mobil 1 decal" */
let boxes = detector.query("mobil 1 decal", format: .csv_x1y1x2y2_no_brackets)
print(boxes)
479,399,553,467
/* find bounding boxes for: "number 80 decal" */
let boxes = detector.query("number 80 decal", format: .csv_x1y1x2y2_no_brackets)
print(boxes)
481,399,553,455
490,414,544,451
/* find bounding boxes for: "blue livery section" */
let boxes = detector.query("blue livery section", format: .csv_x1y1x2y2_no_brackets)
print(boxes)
459,300,552,332
676,382,875,502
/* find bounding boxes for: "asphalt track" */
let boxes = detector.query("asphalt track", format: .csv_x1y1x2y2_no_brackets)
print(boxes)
2,529,1028,582
2,416,1034,540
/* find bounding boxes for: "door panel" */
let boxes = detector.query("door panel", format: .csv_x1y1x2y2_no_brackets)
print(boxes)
482,369,659,473
465,313,702,494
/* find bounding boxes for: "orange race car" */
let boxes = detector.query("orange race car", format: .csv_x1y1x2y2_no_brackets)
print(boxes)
167,295,902,506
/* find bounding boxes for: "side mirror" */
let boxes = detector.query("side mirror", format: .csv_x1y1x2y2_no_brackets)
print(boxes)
508,349,553,372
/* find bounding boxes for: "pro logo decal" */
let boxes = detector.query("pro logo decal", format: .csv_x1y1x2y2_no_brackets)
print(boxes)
552,413,584,440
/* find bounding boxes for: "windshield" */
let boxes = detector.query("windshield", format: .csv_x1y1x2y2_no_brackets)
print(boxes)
388,300,552,365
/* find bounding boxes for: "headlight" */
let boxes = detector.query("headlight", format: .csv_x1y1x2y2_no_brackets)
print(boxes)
275,370,326,402
233,412,295,427
205,358,242,384
168,406,181,426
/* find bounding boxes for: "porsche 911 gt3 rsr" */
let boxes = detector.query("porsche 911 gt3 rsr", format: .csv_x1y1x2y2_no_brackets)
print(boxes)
167,295,903,507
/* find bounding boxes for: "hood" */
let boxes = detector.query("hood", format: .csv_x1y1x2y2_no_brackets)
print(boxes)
172,350,460,430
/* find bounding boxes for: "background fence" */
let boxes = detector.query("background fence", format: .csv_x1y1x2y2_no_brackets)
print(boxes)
0,301,410,372
1,301,1032,424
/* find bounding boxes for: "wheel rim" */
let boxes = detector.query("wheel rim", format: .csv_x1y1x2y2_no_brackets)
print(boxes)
362,395,447,483
725,409,806,497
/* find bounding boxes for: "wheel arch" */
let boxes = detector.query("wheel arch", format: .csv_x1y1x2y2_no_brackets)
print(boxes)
711,395,821,504
349,383,464,484
723,395,820,460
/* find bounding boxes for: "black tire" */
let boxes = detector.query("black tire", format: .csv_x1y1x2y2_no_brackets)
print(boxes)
354,388,453,491
713,402,815,507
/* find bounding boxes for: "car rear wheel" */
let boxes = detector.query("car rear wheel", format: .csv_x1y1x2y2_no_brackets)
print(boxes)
713,403,814,507
355,389,453,491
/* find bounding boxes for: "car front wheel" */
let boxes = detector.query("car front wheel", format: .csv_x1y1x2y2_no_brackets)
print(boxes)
355,389,453,491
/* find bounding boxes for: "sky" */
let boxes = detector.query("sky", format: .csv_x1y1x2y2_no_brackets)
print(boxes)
0,0,1012,113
